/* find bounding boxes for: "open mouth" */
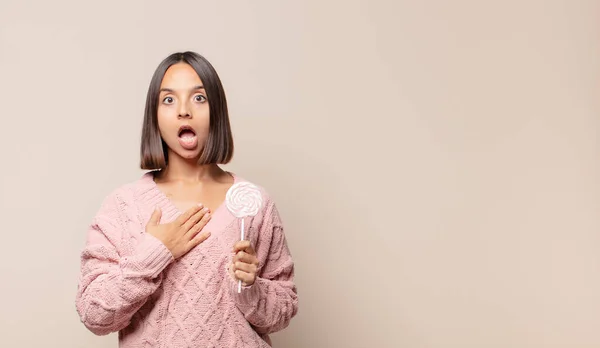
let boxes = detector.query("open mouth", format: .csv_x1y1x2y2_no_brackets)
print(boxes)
177,125,198,149
178,125,196,138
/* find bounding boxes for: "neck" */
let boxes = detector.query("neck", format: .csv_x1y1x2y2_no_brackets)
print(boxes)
159,152,219,182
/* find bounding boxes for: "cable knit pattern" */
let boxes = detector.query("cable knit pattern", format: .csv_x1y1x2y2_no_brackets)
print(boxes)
75,172,298,347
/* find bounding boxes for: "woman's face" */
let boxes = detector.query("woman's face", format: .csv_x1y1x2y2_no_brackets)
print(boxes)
157,62,210,161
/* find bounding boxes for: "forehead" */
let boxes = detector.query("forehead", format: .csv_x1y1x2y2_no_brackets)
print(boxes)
160,63,203,88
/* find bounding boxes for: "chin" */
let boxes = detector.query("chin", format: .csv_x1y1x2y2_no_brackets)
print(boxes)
179,151,201,160
182,148,203,160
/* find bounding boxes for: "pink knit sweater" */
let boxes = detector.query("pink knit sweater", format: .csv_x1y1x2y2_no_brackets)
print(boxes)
75,172,298,347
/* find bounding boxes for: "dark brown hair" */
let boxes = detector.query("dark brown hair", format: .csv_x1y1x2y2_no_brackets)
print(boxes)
140,51,234,170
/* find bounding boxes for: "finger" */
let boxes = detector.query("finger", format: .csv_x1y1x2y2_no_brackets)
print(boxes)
232,251,244,263
233,261,257,274
228,263,237,279
148,208,162,226
185,210,211,238
186,231,211,250
234,251,259,265
234,246,257,261
233,240,253,254
183,207,209,232
234,270,255,285
175,204,204,226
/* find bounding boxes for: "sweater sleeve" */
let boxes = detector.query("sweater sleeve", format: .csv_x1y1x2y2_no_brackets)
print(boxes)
75,192,174,335
230,201,299,335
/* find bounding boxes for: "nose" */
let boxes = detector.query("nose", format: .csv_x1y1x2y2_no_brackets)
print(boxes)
178,101,192,119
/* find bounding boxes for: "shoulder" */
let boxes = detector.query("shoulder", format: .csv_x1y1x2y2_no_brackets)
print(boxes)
94,172,156,216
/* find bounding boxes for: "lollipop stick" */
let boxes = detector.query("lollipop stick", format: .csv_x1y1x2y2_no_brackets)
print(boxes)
238,218,244,293
241,218,245,240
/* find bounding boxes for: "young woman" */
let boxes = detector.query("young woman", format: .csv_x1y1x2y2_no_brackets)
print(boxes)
75,51,298,347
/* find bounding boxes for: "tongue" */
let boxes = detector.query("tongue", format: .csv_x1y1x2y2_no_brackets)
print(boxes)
178,130,197,150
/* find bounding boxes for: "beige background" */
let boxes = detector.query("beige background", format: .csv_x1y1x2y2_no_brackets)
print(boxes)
1,0,599,347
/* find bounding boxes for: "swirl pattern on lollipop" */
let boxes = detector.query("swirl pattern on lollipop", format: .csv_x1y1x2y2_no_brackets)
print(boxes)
226,182,263,218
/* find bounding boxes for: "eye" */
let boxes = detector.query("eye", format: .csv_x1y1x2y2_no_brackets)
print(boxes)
162,96,174,104
194,94,207,103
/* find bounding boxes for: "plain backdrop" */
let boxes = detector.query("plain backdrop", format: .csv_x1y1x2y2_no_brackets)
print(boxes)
1,1,599,347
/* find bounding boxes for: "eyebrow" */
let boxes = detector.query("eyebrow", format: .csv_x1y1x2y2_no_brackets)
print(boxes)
159,85,204,93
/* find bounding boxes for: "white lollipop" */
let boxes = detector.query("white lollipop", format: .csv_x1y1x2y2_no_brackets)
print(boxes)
225,181,263,293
